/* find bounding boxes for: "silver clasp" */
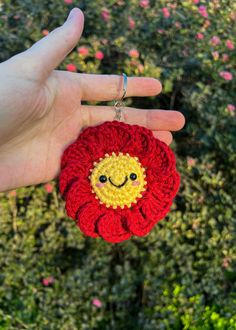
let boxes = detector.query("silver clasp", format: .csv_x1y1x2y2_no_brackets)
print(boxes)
113,73,127,121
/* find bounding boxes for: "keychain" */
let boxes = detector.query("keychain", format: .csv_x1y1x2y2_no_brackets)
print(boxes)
59,73,180,243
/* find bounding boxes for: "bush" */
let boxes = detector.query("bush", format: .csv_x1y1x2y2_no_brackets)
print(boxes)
0,0,236,329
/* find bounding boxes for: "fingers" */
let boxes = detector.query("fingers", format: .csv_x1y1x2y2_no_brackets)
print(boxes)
81,105,185,131
25,8,84,79
54,71,162,101
153,131,173,145
79,73,162,100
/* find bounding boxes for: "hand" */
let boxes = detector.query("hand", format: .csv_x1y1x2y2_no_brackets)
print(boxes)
0,8,185,192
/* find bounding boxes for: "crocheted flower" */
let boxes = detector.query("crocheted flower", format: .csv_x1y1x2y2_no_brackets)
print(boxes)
59,121,180,243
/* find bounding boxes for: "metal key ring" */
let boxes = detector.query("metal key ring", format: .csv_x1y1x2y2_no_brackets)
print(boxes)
114,73,127,121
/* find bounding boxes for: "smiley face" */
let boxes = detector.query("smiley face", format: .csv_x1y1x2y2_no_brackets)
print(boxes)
89,152,147,209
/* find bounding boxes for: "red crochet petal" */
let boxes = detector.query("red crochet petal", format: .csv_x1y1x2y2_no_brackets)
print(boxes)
78,121,132,157
59,164,88,197
77,202,101,238
125,208,156,237
140,193,173,225
65,180,94,219
61,141,93,170
96,212,131,243
121,123,156,159
152,171,180,201
145,140,176,184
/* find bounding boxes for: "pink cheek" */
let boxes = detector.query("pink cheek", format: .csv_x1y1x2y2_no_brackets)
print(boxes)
132,180,140,186
96,182,106,188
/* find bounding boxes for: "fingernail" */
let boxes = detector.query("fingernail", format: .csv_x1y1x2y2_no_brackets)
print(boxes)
67,8,77,21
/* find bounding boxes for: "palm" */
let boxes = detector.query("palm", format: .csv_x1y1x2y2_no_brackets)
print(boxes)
32,71,85,182
0,8,184,192
0,70,84,188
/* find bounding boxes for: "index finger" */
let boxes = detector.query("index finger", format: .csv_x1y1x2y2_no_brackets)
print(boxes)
55,71,162,101
80,74,162,100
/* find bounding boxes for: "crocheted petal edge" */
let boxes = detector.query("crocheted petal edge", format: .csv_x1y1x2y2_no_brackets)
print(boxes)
77,202,102,238
65,179,94,219
125,208,156,237
96,212,132,243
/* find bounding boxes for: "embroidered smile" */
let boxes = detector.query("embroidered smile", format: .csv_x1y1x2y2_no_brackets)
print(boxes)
109,176,128,188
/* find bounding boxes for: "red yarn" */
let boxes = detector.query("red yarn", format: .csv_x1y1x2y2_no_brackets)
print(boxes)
59,121,180,243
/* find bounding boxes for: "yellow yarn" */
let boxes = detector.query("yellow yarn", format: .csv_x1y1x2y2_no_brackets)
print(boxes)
89,152,147,209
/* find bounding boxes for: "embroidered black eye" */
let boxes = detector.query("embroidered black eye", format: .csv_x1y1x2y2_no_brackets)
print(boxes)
99,175,107,183
130,173,137,181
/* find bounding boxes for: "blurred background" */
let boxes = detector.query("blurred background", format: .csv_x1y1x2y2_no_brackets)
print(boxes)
0,0,236,329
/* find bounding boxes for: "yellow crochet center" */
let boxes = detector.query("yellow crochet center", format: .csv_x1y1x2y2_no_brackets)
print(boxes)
89,152,147,209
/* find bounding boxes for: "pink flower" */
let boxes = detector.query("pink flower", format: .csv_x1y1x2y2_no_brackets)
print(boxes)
129,49,139,58
44,183,53,193
157,29,165,34
198,5,208,18
101,8,110,22
66,63,77,72
175,22,181,29
8,190,17,197
230,12,236,20
128,16,135,29
226,39,234,50
210,36,221,46
196,32,204,40
203,20,211,29
117,0,125,5
162,7,170,18
222,257,231,269
130,60,138,66
227,104,235,113
138,64,144,73
222,53,229,62
139,0,149,8
193,0,199,3
212,51,219,60
42,276,55,286
101,39,108,45
192,219,200,229
92,298,102,308
187,157,196,167
219,71,233,81
64,0,73,4
95,51,104,60
77,46,89,56
42,29,49,36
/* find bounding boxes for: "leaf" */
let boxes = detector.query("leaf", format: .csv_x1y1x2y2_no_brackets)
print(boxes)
164,79,173,93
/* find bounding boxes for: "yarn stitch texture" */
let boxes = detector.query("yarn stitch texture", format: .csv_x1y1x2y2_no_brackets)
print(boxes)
59,121,180,243
89,152,147,209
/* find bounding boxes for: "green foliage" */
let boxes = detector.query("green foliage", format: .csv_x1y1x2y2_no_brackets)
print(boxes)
0,0,236,329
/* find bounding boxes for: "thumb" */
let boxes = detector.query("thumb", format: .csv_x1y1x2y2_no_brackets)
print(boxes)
27,8,84,78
